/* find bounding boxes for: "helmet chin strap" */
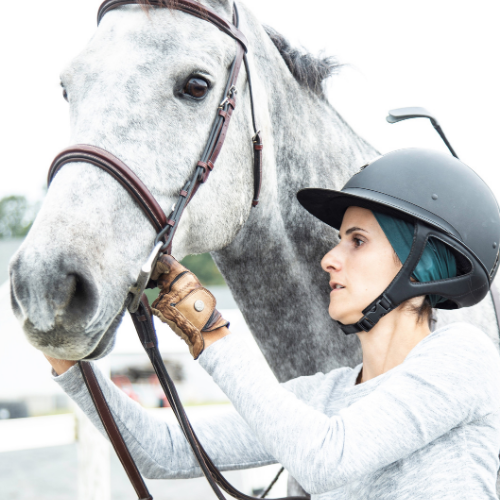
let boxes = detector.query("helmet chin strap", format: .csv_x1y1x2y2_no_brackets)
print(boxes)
337,222,482,335
338,222,426,334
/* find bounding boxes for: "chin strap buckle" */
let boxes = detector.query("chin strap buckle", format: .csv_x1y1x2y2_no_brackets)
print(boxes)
359,295,394,332
338,294,395,335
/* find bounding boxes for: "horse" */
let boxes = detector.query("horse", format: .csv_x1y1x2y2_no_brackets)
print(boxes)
8,0,500,495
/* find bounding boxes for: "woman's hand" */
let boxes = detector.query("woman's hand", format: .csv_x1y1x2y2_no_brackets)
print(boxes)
151,255,230,359
45,355,77,375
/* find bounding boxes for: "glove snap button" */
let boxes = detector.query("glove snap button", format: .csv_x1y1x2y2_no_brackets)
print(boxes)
194,300,205,312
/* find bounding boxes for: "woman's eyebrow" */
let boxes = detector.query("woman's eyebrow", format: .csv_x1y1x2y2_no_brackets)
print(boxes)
345,226,368,236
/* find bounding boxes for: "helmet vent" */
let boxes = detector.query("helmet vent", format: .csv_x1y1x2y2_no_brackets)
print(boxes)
453,248,473,277
411,236,471,283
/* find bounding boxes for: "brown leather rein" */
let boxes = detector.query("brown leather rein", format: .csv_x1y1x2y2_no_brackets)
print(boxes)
47,2,305,500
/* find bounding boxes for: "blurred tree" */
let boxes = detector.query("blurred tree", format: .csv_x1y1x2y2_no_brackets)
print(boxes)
181,253,225,286
0,195,39,239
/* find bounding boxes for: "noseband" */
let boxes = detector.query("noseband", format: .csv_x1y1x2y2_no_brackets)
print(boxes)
45,3,305,500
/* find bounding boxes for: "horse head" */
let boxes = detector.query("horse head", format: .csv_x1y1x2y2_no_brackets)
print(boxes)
9,0,267,360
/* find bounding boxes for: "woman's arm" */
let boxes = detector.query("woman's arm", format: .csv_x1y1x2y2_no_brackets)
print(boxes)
53,362,277,479
199,324,500,494
48,338,336,480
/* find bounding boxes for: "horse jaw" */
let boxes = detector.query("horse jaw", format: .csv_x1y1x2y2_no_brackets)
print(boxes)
9,3,257,359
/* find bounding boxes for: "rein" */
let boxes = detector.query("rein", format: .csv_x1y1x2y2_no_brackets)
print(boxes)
48,1,304,499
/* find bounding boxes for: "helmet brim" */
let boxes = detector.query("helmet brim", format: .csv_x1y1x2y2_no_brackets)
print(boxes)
296,187,434,232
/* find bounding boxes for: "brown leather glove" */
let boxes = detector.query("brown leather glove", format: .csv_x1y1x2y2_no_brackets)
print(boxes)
150,255,229,359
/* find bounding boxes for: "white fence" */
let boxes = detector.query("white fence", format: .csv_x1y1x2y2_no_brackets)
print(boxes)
0,413,76,452
0,407,288,500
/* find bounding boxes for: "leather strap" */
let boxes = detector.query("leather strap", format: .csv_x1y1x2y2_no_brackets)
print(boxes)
48,145,167,234
79,360,153,500
151,4,261,253
97,0,248,52
252,131,263,206
206,45,245,169
51,2,277,498
128,296,309,500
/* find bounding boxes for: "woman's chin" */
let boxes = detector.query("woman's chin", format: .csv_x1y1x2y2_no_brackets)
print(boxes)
328,306,345,323
329,306,363,326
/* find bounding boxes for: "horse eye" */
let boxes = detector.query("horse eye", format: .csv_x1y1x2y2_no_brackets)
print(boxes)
183,77,209,99
60,82,68,102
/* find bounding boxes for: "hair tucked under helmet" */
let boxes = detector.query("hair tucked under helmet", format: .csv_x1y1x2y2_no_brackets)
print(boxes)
373,211,457,307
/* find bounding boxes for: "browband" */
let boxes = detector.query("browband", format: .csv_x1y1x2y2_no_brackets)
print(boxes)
97,0,248,52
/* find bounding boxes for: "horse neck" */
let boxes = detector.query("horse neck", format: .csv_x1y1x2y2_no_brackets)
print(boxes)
213,32,379,381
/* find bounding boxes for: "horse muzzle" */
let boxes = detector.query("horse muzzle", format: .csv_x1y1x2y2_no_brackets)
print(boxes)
9,244,121,360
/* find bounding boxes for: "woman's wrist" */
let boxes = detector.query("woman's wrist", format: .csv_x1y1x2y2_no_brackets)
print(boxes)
45,355,78,375
202,326,231,349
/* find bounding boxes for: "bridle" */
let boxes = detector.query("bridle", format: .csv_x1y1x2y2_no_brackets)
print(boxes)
47,2,306,500
49,0,263,312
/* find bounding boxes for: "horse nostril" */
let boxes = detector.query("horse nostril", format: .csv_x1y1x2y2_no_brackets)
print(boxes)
9,248,100,337
69,273,95,313
51,274,77,311
50,271,97,323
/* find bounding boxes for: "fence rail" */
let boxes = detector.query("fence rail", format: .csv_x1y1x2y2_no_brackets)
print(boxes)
0,413,76,453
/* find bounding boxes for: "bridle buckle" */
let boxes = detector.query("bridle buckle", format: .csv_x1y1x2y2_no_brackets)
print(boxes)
218,85,237,108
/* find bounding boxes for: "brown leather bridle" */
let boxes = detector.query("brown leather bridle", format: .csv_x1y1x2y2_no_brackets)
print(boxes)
46,2,306,500
48,0,263,310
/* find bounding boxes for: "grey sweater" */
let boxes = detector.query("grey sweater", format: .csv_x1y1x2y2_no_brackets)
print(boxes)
55,322,500,499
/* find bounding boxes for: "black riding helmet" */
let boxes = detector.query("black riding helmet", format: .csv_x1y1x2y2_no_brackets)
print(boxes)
297,148,500,334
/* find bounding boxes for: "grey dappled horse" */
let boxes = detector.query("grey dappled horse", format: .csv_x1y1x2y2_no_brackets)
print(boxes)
8,1,500,496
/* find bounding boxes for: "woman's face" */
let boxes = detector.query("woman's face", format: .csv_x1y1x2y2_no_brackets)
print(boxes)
321,206,402,325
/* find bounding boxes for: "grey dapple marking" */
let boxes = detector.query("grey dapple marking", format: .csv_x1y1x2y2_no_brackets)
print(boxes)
8,0,500,494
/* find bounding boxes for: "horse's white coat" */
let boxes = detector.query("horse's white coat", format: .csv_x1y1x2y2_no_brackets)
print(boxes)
9,0,499,378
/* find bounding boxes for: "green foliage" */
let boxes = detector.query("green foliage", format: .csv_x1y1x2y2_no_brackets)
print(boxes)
144,288,160,303
0,195,40,239
181,253,226,286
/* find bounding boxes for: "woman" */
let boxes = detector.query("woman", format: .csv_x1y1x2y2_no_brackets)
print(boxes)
47,148,500,499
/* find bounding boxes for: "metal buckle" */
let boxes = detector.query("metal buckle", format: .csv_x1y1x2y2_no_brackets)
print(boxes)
127,241,163,313
218,85,237,108
252,130,261,142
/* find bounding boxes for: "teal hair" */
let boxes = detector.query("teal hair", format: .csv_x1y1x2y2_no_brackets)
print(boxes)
372,212,457,307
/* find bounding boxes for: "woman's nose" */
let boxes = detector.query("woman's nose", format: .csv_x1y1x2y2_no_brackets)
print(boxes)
321,246,342,273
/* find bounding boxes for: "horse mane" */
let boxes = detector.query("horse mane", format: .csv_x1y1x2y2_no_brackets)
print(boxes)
263,25,341,98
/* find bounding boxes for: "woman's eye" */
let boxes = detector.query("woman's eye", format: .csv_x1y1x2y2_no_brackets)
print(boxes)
353,237,364,247
183,77,209,99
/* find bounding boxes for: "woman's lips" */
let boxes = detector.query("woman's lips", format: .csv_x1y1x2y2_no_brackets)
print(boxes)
330,282,345,292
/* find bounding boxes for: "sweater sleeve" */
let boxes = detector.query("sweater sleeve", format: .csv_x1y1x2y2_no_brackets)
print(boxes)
199,325,500,494
53,362,276,479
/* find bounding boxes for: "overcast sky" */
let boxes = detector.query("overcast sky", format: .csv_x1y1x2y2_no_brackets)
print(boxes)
1,0,499,201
